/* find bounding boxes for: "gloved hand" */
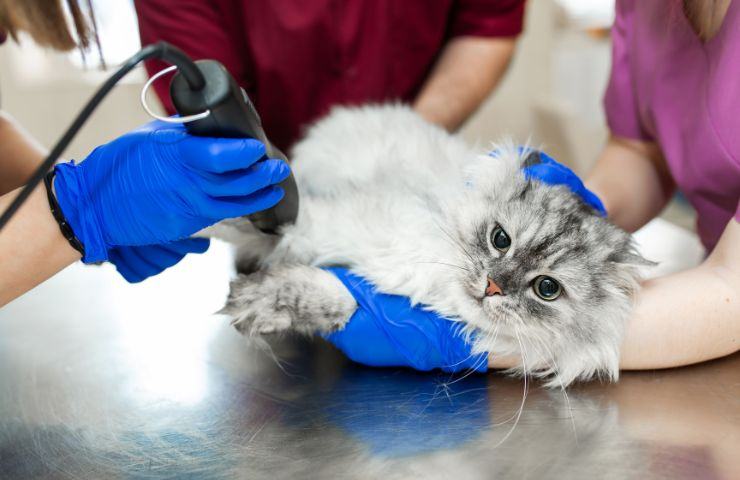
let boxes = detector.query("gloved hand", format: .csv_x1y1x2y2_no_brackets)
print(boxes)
53,120,289,263
520,148,607,216
322,267,489,373
108,237,210,283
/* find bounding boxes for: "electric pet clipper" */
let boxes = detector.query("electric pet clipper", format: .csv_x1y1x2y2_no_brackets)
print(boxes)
0,42,297,235
169,60,299,234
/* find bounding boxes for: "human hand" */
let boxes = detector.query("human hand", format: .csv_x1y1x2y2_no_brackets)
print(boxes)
322,267,489,373
107,237,210,283
52,121,289,263
520,148,607,216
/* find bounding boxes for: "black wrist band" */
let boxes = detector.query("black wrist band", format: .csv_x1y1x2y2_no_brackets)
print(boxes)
44,170,86,257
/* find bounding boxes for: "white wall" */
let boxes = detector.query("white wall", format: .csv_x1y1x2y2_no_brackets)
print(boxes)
460,0,613,175
0,43,155,161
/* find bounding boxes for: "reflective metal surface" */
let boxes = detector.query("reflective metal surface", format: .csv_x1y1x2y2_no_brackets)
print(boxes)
1,242,738,479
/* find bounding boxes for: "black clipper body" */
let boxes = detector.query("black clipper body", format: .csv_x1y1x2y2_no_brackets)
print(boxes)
170,60,298,234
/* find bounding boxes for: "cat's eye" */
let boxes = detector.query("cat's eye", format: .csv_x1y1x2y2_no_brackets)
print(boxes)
491,226,511,252
533,276,562,301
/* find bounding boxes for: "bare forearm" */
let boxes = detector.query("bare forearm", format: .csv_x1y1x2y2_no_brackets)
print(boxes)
620,221,739,369
0,112,47,195
413,36,516,131
585,135,674,232
0,184,80,306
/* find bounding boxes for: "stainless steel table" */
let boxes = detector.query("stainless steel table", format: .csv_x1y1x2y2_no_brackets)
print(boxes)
1,242,737,479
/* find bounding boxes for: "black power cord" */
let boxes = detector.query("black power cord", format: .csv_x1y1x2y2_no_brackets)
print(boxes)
0,42,204,232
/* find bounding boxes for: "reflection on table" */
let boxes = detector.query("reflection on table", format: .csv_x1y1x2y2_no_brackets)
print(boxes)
0,241,737,479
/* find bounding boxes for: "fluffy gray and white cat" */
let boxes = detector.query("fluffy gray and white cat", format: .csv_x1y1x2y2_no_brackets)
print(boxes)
214,105,649,387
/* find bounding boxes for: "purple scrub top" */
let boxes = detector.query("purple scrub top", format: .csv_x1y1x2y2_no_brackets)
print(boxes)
604,0,740,251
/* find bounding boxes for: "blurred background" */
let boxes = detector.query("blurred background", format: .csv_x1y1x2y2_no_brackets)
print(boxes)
0,0,699,251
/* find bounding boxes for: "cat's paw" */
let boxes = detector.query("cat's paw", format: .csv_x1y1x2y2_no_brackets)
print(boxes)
220,271,296,336
220,266,358,337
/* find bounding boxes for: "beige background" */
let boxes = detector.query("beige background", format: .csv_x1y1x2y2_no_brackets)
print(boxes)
0,1,605,168
0,0,695,232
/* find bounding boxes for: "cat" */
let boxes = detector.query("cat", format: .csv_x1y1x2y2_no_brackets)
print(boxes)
213,104,650,387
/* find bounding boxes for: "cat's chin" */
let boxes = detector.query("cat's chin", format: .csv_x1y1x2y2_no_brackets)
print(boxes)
470,325,621,388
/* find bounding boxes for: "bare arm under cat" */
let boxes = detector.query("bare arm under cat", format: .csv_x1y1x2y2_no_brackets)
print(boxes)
412,36,517,132
492,137,740,370
617,220,739,369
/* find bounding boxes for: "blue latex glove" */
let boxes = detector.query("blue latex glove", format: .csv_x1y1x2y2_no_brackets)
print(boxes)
322,267,488,373
519,148,607,216
108,237,210,283
53,120,290,263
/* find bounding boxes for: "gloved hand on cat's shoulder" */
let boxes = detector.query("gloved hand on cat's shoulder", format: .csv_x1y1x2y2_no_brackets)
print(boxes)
518,148,607,216
322,149,606,373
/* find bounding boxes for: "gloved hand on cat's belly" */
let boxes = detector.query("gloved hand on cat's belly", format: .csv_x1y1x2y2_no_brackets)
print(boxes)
322,267,489,373
52,120,290,264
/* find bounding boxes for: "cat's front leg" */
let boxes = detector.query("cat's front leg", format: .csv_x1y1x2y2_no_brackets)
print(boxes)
221,265,357,336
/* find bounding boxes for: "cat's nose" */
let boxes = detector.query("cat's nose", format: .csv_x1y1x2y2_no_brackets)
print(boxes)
485,277,503,296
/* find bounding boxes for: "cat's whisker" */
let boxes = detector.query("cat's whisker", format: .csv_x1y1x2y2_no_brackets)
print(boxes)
439,238,476,268
434,326,496,402
485,322,531,427
414,260,472,273
441,383,454,405
444,351,490,388
249,336,298,378
433,221,478,267
422,378,459,413
488,320,504,349
436,239,474,268
449,321,502,382
444,324,497,385
439,331,481,372
436,197,479,264
492,327,529,448
533,337,578,442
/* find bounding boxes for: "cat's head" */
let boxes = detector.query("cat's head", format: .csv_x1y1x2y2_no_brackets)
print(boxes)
449,145,651,387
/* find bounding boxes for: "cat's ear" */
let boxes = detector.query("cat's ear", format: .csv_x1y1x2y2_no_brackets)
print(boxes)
607,247,657,267
521,149,543,168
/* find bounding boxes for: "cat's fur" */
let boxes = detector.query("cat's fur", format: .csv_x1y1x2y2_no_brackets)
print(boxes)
215,104,649,387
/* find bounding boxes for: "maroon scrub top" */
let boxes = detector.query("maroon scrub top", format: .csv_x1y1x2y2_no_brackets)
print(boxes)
135,0,525,152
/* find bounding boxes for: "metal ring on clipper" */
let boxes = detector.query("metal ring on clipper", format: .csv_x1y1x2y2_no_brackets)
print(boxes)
140,65,211,124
